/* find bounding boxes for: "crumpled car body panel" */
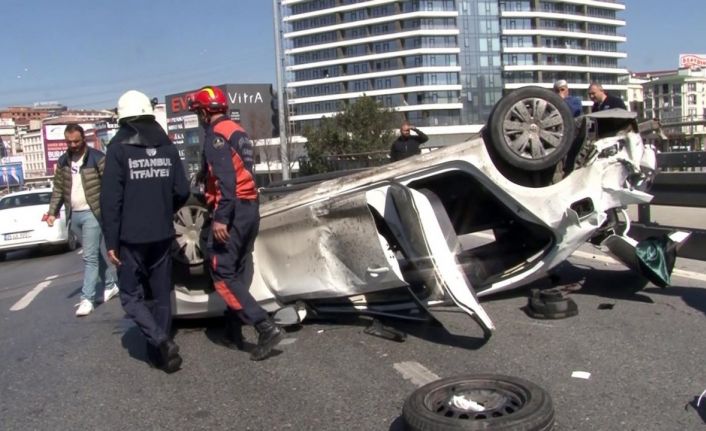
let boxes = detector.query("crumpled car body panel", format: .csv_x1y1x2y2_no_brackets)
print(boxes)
173,121,665,337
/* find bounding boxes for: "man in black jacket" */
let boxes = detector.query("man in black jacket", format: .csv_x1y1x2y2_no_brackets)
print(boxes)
588,82,626,112
588,82,628,137
389,121,428,162
101,90,190,373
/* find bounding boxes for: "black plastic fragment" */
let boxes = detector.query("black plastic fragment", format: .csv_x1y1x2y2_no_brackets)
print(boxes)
363,319,407,342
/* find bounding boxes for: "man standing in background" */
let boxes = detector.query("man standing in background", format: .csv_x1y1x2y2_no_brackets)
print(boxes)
46,124,119,317
553,79,583,117
389,121,429,162
588,82,628,136
588,82,626,112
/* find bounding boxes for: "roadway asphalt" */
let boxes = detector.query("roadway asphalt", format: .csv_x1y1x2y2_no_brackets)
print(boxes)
1,244,705,430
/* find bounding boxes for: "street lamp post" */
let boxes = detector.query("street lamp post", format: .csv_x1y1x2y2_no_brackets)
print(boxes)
272,0,290,180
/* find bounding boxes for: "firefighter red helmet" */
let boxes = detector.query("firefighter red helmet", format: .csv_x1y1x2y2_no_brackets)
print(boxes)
188,86,227,113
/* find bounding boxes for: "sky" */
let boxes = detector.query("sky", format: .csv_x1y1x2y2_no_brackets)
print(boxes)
1,0,703,110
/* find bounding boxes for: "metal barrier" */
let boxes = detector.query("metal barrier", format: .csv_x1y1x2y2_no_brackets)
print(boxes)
259,168,367,201
633,151,706,260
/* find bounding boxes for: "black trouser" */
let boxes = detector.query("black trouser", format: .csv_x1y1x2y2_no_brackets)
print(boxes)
117,239,173,346
207,200,267,325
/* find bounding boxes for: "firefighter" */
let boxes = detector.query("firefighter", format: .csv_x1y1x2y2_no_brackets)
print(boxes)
101,90,190,373
188,85,283,361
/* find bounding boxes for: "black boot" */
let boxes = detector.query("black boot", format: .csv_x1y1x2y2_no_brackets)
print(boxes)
250,318,283,361
157,339,183,373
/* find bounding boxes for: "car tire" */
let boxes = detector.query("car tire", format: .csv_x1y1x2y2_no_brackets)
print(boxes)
487,86,575,172
402,374,554,431
172,195,209,271
66,230,79,252
0,252,5,262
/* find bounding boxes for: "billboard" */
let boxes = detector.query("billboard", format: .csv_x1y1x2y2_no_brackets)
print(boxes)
94,121,119,152
679,54,706,69
0,162,24,187
165,84,277,176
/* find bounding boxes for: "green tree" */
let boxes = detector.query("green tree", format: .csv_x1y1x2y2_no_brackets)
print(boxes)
300,95,400,174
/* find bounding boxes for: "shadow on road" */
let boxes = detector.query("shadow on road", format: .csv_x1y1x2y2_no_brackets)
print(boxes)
1,246,75,263
545,261,654,303
120,325,150,365
174,316,286,358
392,318,488,350
644,285,706,317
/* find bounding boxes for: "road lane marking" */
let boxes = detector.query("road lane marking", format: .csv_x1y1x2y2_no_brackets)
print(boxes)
10,280,52,311
279,338,297,346
45,274,58,280
394,361,440,387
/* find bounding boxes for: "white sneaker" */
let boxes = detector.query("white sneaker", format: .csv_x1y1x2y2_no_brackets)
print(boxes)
103,286,120,303
75,299,94,317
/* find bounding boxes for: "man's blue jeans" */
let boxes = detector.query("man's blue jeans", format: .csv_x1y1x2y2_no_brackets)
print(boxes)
70,210,118,303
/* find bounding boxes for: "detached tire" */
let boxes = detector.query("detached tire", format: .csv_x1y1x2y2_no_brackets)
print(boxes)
487,86,574,172
402,374,554,431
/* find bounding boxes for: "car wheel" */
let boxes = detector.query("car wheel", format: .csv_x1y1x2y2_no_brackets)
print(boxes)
0,252,5,262
66,230,79,251
402,374,554,431
487,86,575,172
173,200,208,267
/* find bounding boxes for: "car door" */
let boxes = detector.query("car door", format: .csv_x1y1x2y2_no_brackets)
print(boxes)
366,182,495,337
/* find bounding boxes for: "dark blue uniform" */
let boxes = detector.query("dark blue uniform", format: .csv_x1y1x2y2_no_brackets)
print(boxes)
202,117,267,325
101,120,190,347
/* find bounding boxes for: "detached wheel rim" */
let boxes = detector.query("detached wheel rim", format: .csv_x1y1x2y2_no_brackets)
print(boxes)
173,205,207,266
425,382,525,421
502,97,565,160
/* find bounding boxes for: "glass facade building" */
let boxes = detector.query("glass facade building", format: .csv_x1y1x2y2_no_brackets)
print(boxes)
278,0,627,134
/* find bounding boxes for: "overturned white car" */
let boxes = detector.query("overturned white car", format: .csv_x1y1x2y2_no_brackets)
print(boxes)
170,87,671,338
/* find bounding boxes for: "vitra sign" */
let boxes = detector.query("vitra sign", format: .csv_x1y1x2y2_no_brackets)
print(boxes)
164,83,278,176
166,89,267,115
165,83,276,139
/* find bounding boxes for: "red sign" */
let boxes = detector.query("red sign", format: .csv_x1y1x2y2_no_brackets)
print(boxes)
679,54,706,69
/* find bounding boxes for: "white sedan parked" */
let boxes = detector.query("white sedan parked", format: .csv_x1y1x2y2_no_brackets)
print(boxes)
0,188,78,260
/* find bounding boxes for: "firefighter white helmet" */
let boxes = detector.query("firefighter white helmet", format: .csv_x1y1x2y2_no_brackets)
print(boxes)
117,90,154,121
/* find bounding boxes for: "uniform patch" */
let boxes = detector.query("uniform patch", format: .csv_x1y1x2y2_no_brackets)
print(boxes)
212,137,225,149
146,148,157,157
238,136,251,150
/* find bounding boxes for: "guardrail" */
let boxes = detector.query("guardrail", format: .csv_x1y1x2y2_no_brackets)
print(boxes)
632,151,706,261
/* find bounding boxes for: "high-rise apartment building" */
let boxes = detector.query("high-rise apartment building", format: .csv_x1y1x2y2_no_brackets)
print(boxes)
278,0,627,139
